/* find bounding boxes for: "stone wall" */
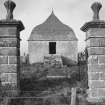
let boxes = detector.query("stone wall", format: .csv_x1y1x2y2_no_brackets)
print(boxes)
28,41,78,64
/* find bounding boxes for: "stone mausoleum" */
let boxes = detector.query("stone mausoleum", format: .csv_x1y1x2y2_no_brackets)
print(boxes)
28,11,78,64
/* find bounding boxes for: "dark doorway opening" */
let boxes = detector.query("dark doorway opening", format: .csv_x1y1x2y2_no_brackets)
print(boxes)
49,42,56,54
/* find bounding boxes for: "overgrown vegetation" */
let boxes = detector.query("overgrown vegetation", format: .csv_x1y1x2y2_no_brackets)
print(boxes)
17,59,88,105
0,51,89,105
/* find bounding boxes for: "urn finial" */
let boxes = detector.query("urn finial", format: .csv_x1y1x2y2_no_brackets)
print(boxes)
91,2,102,21
4,0,16,20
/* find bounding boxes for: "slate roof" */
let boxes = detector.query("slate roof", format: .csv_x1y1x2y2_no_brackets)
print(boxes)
28,11,78,41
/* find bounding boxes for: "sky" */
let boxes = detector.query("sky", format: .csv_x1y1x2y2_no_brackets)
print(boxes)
0,0,105,55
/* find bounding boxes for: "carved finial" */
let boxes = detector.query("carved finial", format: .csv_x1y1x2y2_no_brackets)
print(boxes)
4,0,16,20
91,2,102,21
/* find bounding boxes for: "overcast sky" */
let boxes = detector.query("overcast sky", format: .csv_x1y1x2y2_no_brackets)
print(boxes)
0,0,105,55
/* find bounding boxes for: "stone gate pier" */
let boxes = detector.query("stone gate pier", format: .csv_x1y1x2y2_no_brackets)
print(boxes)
81,2,105,102
0,0,24,97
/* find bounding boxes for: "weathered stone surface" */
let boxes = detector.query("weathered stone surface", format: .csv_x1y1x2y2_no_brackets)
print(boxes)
86,28,105,39
9,56,17,64
90,80,105,88
0,27,17,36
87,38,105,47
88,47,105,55
88,55,105,64
88,89,98,98
88,88,105,101
0,38,20,48
0,56,8,64
1,83,18,97
0,40,17,47
3,90,18,97
1,73,17,83
0,64,17,73
1,83,17,89
0,38,17,41
98,55,105,64
100,73,105,80
29,41,78,64
88,64,105,72
88,72,100,80
1,90,18,97
98,89,105,97
88,55,98,64
0,47,17,56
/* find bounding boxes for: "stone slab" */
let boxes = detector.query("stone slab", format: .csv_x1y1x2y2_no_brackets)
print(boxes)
87,98,103,103
0,40,17,47
88,55,105,64
98,88,105,97
86,28,105,39
0,47,17,56
9,56,17,64
88,55,98,64
88,47,105,55
100,73,105,80
87,38,105,47
98,55,105,64
0,73,17,83
0,27,17,36
88,88,98,98
3,90,18,97
0,38,17,41
0,56,8,64
88,72,100,80
89,80,105,88
88,64,105,72
1,84,18,97
0,64,17,73
1,83,17,90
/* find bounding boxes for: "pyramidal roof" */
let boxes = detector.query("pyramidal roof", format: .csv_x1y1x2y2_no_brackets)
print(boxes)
28,11,78,41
